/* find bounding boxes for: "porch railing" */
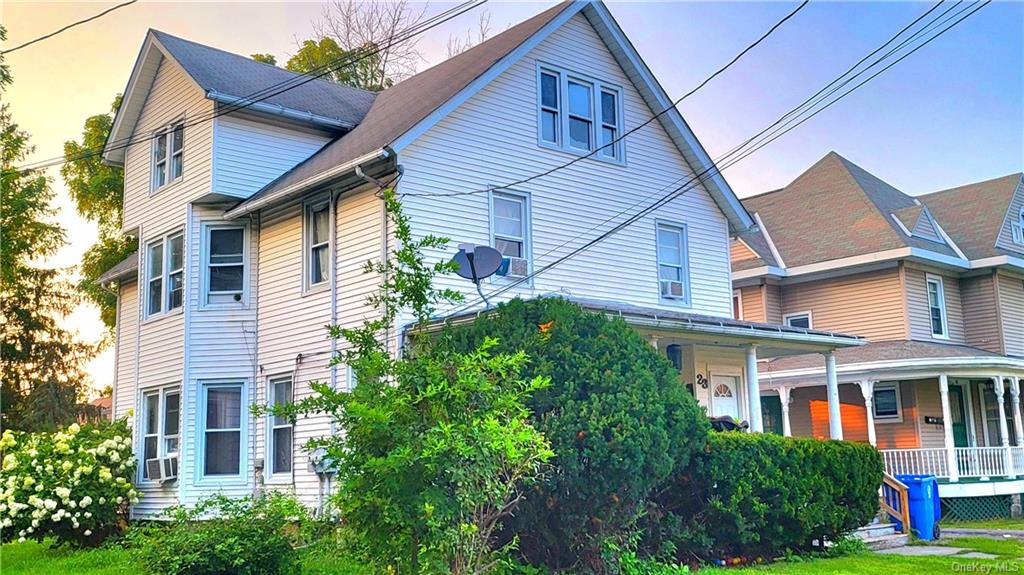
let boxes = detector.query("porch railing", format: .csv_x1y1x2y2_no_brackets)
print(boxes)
881,446,1024,480
879,473,910,534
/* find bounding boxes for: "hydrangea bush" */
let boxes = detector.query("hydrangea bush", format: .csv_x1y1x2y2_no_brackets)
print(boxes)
0,419,139,546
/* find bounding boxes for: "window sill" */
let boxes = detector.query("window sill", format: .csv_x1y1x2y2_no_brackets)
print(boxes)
142,307,184,325
302,283,330,298
874,416,904,424
537,139,626,168
199,302,249,312
659,296,692,308
149,177,184,197
194,475,246,487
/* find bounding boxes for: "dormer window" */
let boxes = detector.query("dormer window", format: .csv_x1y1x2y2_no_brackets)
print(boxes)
1014,207,1024,245
152,123,184,191
537,64,623,162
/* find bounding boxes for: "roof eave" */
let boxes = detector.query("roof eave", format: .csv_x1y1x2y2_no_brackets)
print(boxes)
205,90,356,131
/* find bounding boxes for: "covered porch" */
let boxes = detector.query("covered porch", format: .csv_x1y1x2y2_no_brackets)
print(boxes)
757,341,1024,498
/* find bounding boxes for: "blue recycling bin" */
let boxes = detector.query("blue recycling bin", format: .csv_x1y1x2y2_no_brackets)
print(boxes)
894,474,942,540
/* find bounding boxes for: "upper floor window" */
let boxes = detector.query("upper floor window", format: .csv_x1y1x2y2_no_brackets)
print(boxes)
200,381,245,479
204,225,247,306
141,386,180,480
152,123,183,191
656,222,690,304
267,375,293,477
145,231,184,317
305,201,330,290
926,274,948,338
784,312,812,329
732,290,742,320
1013,207,1024,244
538,65,623,161
491,191,530,279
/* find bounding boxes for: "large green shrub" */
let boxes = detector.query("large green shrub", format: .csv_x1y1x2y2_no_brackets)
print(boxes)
0,420,138,547
645,432,882,561
132,492,308,575
442,297,710,572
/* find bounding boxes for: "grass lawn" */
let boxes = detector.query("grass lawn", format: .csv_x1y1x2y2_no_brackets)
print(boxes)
941,517,1024,531
3,537,1022,575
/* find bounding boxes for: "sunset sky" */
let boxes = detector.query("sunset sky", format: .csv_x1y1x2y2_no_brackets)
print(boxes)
4,1,1022,393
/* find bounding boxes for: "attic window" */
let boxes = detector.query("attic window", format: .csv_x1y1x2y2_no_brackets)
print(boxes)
1014,208,1024,244
152,123,184,191
537,64,623,162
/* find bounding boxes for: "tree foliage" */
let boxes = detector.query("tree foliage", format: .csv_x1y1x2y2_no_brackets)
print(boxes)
258,191,551,574
250,53,277,65
61,95,135,330
441,298,711,573
1,41,96,431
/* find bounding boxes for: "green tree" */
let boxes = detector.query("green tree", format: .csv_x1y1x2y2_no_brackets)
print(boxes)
285,37,392,91
250,52,277,65
1,31,95,431
61,95,135,330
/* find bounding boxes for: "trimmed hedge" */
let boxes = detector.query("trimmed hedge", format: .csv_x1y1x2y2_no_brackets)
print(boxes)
440,297,709,572
644,432,882,561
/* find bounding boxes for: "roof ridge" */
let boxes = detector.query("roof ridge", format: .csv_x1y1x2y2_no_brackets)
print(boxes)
919,171,1024,199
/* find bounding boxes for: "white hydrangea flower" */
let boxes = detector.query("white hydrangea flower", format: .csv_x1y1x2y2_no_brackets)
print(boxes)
79,496,92,508
83,529,92,536
31,519,38,528
51,513,61,522
68,500,77,509
67,423,81,434
43,499,57,510
84,512,92,519
55,487,71,500
62,461,73,472
34,485,43,492
22,477,34,488
17,537,25,543
98,497,106,505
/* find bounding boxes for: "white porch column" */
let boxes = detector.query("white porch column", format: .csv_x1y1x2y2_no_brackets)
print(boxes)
745,345,763,433
939,374,959,482
1011,376,1023,448
649,336,660,349
824,351,843,440
858,380,877,447
994,377,1016,480
778,385,793,437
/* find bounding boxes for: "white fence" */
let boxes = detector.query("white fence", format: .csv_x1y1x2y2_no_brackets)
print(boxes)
881,446,1024,479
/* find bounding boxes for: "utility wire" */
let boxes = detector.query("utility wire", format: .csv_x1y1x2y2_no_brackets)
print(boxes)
2,1,139,55
447,0,990,315
15,0,487,172
401,0,811,198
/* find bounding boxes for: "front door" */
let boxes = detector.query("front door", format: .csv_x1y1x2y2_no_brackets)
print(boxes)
762,395,783,435
948,385,969,447
711,375,741,420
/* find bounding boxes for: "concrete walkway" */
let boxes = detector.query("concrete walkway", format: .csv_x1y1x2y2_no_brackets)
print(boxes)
941,527,1024,539
876,546,1000,560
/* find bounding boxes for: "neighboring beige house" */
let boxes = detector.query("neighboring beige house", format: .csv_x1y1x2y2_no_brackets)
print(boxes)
98,1,864,519
732,151,1024,509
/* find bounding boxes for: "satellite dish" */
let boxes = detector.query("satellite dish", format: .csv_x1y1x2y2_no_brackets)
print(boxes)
451,243,503,308
452,244,502,281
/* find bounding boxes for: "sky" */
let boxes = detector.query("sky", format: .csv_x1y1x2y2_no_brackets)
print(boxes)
3,0,1023,394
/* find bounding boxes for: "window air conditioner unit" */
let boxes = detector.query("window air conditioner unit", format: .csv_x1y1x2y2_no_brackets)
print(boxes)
145,456,178,483
496,256,529,278
662,280,684,298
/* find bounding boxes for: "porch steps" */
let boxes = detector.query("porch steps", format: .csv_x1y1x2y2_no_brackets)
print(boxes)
854,521,909,550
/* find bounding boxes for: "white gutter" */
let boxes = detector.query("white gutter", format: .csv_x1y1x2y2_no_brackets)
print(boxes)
206,90,355,130
733,246,972,281
970,255,1024,270
224,148,390,219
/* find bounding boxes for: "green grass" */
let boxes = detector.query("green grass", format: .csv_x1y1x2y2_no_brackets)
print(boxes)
944,536,1024,558
698,552,1021,574
941,517,1024,531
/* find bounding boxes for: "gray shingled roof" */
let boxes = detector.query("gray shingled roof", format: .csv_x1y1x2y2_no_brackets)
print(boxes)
152,30,377,128
737,152,959,270
919,172,1024,260
96,252,138,285
230,2,573,212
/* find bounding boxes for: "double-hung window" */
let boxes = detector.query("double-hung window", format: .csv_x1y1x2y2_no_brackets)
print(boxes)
926,275,948,338
152,123,183,191
872,384,902,421
1014,208,1024,244
491,192,530,279
145,232,184,317
141,387,180,480
656,222,689,303
538,65,623,161
201,382,244,478
268,376,293,476
305,201,330,290
204,225,246,306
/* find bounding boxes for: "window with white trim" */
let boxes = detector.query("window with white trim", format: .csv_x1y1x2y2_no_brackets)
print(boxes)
145,231,184,317
152,123,183,191
492,192,528,259
268,376,293,476
305,201,330,289
537,65,623,161
204,225,246,306
201,382,244,478
784,312,812,329
1013,207,1024,244
656,222,689,303
732,290,742,320
872,383,902,421
141,387,180,480
926,275,948,338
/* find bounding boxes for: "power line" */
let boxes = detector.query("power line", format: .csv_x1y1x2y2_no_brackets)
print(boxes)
446,0,990,315
2,1,139,55
16,0,488,172
401,0,811,198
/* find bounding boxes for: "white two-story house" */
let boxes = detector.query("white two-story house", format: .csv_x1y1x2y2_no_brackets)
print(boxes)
99,0,862,518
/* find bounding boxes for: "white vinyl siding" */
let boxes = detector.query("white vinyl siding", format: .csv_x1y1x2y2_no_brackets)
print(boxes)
212,114,331,199
656,222,690,304
905,266,966,343
399,13,732,318
536,62,624,162
926,274,948,338
995,176,1024,254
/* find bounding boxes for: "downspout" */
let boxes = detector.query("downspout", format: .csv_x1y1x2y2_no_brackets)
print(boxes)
355,163,395,356
250,211,261,496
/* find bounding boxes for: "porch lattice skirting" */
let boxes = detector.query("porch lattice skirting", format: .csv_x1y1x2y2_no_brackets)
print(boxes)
941,494,1016,522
